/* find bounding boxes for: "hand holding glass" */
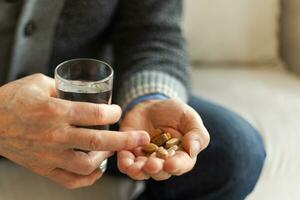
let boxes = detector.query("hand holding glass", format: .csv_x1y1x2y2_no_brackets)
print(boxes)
55,58,114,172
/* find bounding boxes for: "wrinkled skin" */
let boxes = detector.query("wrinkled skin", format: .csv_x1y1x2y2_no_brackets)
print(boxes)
0,74,150,189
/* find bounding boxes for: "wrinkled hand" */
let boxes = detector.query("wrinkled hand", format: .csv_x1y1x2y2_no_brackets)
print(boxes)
118,99,210,181
0,74,150,189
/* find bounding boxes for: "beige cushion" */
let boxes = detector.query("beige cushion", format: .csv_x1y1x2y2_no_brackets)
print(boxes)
281,0,300,75
192,65,300,199
183,0,280,65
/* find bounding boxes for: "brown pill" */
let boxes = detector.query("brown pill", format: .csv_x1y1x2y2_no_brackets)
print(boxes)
156,147,169,159
142,143,159,154
165,138,181,149
152,133,172,146
151,128,163,139
165,132,172,139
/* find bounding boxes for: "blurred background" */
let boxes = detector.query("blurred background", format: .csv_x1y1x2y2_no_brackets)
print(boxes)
183,0,300,199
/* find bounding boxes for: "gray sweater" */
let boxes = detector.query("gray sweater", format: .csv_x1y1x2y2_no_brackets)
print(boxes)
0,0,191,109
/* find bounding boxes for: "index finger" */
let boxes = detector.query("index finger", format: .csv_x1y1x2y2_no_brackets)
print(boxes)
65,127,150,151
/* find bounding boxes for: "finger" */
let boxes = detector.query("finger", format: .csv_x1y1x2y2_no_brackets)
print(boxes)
60,100,122,126
66,128,150,151
132,147,147,157
151,171,172,181
117,150,135,174
57,150,112,175
164,151,196,176
182,128,210,158
47,168,102,189
143,157,164,175
126,157,150,180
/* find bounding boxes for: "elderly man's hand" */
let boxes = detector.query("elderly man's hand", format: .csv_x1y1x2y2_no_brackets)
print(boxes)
0,74,150,189
118,99,210,180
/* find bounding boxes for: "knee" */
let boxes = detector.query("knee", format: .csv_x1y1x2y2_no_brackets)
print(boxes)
189,97,266,196
227,128,266,198
209,110,266,196
227,126,266,185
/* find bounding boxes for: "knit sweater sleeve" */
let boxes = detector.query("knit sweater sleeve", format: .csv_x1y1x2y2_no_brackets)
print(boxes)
112,0,191,110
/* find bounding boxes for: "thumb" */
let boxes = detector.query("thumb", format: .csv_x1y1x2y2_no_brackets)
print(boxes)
181,127,210,159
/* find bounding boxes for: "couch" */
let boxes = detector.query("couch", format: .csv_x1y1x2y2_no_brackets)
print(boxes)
1,0,300,199
184,0,300,199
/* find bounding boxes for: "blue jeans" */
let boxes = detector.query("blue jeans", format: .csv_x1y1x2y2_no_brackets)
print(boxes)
108,95,266,200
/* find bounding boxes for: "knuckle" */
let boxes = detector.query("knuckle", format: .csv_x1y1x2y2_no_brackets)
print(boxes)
50,127,69,146
123,135,134,150
89,134,102,151
32,73,48,82
44,99,57,113
80,159,96,175
94,105,105,122
43,99,65,117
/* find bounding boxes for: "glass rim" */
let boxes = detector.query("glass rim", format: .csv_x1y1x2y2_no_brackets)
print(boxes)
55,58,114,85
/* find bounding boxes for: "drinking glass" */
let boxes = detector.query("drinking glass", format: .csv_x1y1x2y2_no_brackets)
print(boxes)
55,58,114,172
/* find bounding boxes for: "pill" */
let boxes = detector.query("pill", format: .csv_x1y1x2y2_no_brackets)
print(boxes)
142,143,159,154
165,138,181,149
167,145,178,151
152,133,172,146
156,147,169,159
151,128,163,139
168,149,176,157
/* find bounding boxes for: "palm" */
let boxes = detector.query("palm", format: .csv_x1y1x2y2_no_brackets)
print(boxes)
117,99,209,181
121,99,185,138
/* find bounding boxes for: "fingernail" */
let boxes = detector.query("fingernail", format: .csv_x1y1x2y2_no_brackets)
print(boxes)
138,132,150,145
189,141,201,158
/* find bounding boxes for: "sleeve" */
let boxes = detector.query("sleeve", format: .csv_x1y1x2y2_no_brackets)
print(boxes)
112,0,191,110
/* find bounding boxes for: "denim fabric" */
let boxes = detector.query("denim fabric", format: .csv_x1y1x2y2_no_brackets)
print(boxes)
107,95,266,200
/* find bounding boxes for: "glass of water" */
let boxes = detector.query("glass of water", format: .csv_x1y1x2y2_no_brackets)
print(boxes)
55,58,114,172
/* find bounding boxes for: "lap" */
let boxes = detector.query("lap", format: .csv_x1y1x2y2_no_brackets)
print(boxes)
0,96,265,200
0,159,138,200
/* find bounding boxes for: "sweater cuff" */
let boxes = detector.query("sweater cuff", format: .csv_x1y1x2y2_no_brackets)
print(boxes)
116,70,188,110
124,93,169,114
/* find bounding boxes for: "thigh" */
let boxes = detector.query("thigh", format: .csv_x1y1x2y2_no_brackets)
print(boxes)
139,96,266,200
0,159,136,200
